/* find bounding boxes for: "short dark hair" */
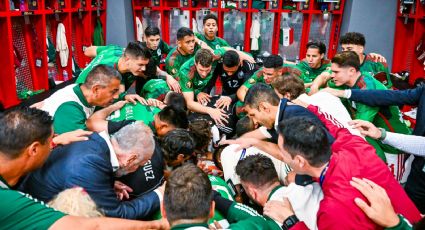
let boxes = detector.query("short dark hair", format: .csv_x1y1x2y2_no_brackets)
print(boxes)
340,32,366,47
188,118,212,153
84,64,122,88
263,55,283,69
164,164,212,224
0,107,53,159
244,83,280,108
165,92,187,111
223,50,240,68
158,105,189,129
144,26,160,37
195,49,214,67
271,74,305,100
236,155,279,187
306,40,326,54
177,27,194,40
235,116,255,137
332,51,360,71
161,129,195,163
125,41,152,59
203,14,218,25
278,117,331,167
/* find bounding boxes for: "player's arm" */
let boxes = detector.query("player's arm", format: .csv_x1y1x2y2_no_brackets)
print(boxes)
83,46,99,58
50,216,168,230
309,73,332,95
237,85,249,102
86,101,127,132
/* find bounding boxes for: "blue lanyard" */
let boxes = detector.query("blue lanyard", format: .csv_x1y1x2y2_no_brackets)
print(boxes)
319,162,330,186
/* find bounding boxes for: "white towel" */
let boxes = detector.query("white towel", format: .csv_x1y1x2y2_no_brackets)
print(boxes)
250,17,261,51
56,23,69,67
136,16,144,42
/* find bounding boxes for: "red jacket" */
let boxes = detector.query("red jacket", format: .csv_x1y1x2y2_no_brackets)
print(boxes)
293,105,421,229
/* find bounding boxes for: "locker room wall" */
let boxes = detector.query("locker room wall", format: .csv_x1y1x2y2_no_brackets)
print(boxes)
341,0,397,69
106,0,134,47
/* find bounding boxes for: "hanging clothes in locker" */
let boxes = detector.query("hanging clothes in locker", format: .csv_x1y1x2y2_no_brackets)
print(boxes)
56,22,69,67
135,16,144,42
93,18,105,46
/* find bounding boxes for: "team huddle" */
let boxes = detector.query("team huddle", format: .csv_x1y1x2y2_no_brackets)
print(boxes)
1,13,425,230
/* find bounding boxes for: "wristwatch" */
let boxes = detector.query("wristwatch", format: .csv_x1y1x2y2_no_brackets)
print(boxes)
281,215,299,230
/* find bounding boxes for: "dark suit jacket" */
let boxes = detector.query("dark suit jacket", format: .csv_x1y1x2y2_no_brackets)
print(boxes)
350,86,425,212
19,133,160,219
350,85,425,136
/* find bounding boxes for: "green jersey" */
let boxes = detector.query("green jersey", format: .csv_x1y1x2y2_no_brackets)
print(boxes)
41,84,95,134
208,175,234,225
178,49,225,96
171,202,272,230
76,45,137,90
140,79,170,101
195,33,230,50
385,215,413,230
143,40,172,66
348,73,411,159
360,54,392,88
0,175,65,229
109,102,161,131
242,63,301,89
165,46,199,77
296,60,332,84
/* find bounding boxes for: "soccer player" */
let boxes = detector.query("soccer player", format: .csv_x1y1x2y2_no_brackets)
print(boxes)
142,26,171,66
80,41,180,95
295,40,332,92
340,32,392,88
162,164,270,229
204,50,258,104
165,27,213,77
195,14,230,50
236,155,322,230
329,51,411,180
237,55,300,102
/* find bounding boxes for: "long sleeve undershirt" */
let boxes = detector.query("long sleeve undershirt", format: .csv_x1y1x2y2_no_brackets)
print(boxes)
382,132,425,157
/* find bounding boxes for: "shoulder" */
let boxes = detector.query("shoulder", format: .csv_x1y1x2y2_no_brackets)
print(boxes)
55,102,85,116
365,54,388,67
166,47,179,62
357,74,378,90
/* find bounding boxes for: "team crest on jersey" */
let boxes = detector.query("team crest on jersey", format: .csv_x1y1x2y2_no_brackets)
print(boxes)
216,44,220,49
249,78,256,84
172,68,177,74
186,81,193,88
157,49,161,56
238,71,244,78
